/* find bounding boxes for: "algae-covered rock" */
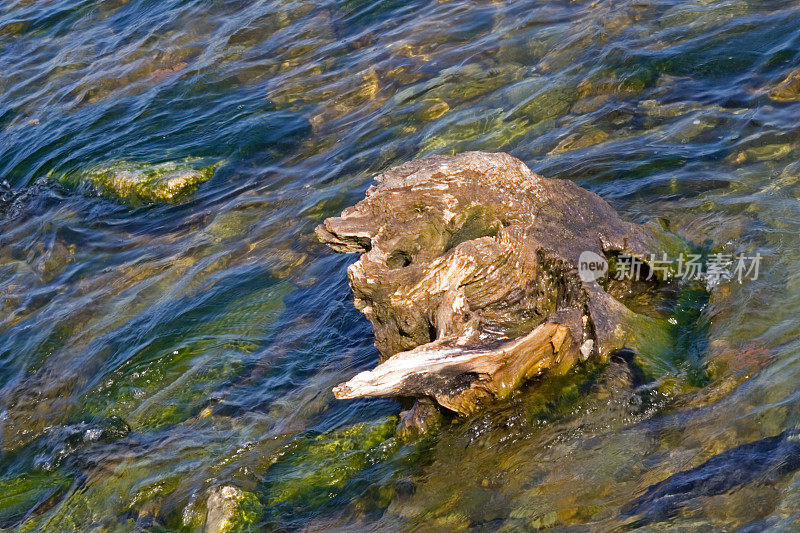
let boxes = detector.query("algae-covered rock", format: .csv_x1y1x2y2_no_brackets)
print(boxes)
19,439,220,532
725,143,795,165
419,98,451,121
80,280,295,432
767,68,800,102
205,486,263,533
621,430,800,527
423,63,525,104
263,417,398,509
516,83,576,124
549,128,609,155
418,109,534,155
0,471,72,528
60,158,220,203
18,480,130,532
17,417,131,474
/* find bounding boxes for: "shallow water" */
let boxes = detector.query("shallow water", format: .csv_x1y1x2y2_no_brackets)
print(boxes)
1,0,800,530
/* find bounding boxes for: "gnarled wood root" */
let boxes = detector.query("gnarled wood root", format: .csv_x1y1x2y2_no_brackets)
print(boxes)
317,151,677,416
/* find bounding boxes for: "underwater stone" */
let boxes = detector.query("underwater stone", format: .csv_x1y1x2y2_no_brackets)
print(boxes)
0,179,54,221
0,471,72,528
204,486,263,533
262,417,398,508
317,151,679,416
767,69,800,102
419,98,451,121
725,143,795,165
549,128,609,155
397,397,442,440
622,430,800,527
61,159,219,203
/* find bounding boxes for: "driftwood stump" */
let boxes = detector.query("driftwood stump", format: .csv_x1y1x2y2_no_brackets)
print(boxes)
317,152,674,416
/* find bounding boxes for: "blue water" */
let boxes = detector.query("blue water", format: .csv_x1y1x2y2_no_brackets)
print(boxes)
2,0,800,530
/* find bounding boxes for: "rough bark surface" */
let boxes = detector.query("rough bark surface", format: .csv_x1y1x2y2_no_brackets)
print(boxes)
317,151,672,415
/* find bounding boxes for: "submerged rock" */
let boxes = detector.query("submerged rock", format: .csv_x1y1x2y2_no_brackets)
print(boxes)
767,69,800,103
0,471,72,528
204,486,263,533
262,417,399,509
548,128,609,155
622,430,800,527
725,142,795,165
397,398,443,440
59,159,220,203
317,152,681,417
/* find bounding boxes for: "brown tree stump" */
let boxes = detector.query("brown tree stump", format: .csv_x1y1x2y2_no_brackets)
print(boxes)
317,151,677,416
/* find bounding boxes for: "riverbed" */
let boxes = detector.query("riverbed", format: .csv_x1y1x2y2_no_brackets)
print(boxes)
1,0,800,530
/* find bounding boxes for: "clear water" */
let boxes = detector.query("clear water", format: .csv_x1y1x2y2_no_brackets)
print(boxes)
1,0,800,530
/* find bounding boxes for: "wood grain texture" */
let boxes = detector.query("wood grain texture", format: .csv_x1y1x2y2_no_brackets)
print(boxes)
317,151,675,415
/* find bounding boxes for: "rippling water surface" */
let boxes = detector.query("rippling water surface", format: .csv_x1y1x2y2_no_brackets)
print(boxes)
2,0,800,530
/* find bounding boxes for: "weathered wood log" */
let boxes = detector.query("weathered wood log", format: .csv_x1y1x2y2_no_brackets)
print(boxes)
317,151,677,415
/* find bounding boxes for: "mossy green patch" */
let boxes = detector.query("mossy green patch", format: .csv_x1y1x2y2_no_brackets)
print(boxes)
80,281,295,431
0,471,72,528
228,491,263,533
622,282,711,388
521,363,605,424
418,110,534,155
601,236,710,389
204,486,264,533
18,451,211,532
516,84,576,124
58,158,220,204
263,417,399,508
19,481,135,532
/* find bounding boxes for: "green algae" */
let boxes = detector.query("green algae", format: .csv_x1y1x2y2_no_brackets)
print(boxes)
0,471,72,528
180,485,266,533
203,486,264,533
80,281,295,432
129,349,243,431
515,83,576,124
598,230,710,388
58,159,220,204
618,280,710,389
767,69,800,102
418,110,534,155
123,476,182,517
17,439,249,532
17,485,128,532
520,363,606,425
262,417,399,509
221,492,263,533
18,470,163,532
